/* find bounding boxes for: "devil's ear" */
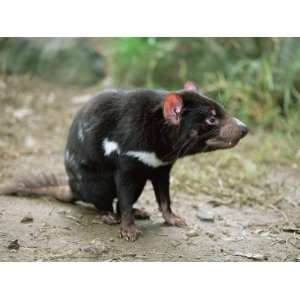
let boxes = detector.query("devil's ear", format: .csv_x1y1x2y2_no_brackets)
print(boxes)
184,81,198,91
163,93,183,126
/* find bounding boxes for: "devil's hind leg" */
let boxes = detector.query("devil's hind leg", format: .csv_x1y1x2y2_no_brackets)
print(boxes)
69,172,120,224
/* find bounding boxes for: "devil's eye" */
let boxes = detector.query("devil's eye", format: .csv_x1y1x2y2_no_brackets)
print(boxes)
206,116,217,125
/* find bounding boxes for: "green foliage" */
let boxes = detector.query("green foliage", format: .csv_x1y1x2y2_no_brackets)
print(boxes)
110,38,300,131
0,38,105,85
0,38,299,132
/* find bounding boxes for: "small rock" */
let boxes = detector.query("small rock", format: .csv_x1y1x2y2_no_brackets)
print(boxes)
24,135,36,149
171,241,182,247
81,239,110,256
197,210,215,222
8,239,20,250
13,108,32,119
21,214,34,223
109,238,115,242
81,244,109,256
186,229,199,238
206,232,215,239
296,257,300,262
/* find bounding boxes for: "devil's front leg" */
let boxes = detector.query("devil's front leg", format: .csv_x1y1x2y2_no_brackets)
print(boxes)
151,165,186,226
115,169,146,241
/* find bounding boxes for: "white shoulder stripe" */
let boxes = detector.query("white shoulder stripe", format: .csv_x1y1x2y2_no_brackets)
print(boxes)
102,138,170,168
126,151,170,168
103,138,121,156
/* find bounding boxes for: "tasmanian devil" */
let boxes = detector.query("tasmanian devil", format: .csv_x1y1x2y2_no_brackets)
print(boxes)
0,83,248,241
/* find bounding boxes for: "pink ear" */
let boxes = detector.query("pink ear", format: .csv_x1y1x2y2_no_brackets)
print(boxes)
184,81,198,91
163,93,183,126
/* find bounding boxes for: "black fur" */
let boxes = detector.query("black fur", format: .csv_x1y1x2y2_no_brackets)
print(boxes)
63,88,247,240
0,87,247,241
65,90,221,204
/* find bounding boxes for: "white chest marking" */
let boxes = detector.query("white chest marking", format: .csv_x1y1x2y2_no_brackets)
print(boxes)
102,137,170,168
126,151,170,168
233,117,246,127
103,138,121,156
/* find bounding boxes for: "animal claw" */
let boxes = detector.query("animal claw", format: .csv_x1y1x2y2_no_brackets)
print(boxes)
163,212,186,227
119,225,142,242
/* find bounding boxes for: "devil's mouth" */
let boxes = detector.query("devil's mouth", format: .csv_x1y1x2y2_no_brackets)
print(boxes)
205,137,239,150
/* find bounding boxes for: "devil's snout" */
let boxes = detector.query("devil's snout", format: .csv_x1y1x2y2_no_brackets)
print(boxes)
239,123,248,137
233,118,248,138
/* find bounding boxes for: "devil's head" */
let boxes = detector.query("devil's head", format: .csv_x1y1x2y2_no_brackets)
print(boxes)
162,83,248,158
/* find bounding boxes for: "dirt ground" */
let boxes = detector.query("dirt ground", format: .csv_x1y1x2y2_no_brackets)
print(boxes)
0,76,299,261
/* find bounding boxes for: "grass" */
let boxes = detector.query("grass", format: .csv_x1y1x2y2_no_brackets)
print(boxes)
105,37,300,204
171,129,299,206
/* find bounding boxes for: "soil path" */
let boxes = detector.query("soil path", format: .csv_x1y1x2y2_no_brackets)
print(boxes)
0,77,299,261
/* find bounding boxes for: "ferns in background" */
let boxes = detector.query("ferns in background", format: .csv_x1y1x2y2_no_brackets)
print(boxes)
110,37,300,132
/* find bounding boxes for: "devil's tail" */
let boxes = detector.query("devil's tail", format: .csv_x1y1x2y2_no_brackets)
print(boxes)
0,173,74,202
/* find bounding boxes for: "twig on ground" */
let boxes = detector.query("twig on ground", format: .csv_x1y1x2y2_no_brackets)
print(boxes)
231,251,268,261
288,239,300,250
282,227,300,234
268,204,289,223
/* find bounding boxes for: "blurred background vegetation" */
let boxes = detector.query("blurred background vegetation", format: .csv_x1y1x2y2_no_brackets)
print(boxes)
0,37,299,135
